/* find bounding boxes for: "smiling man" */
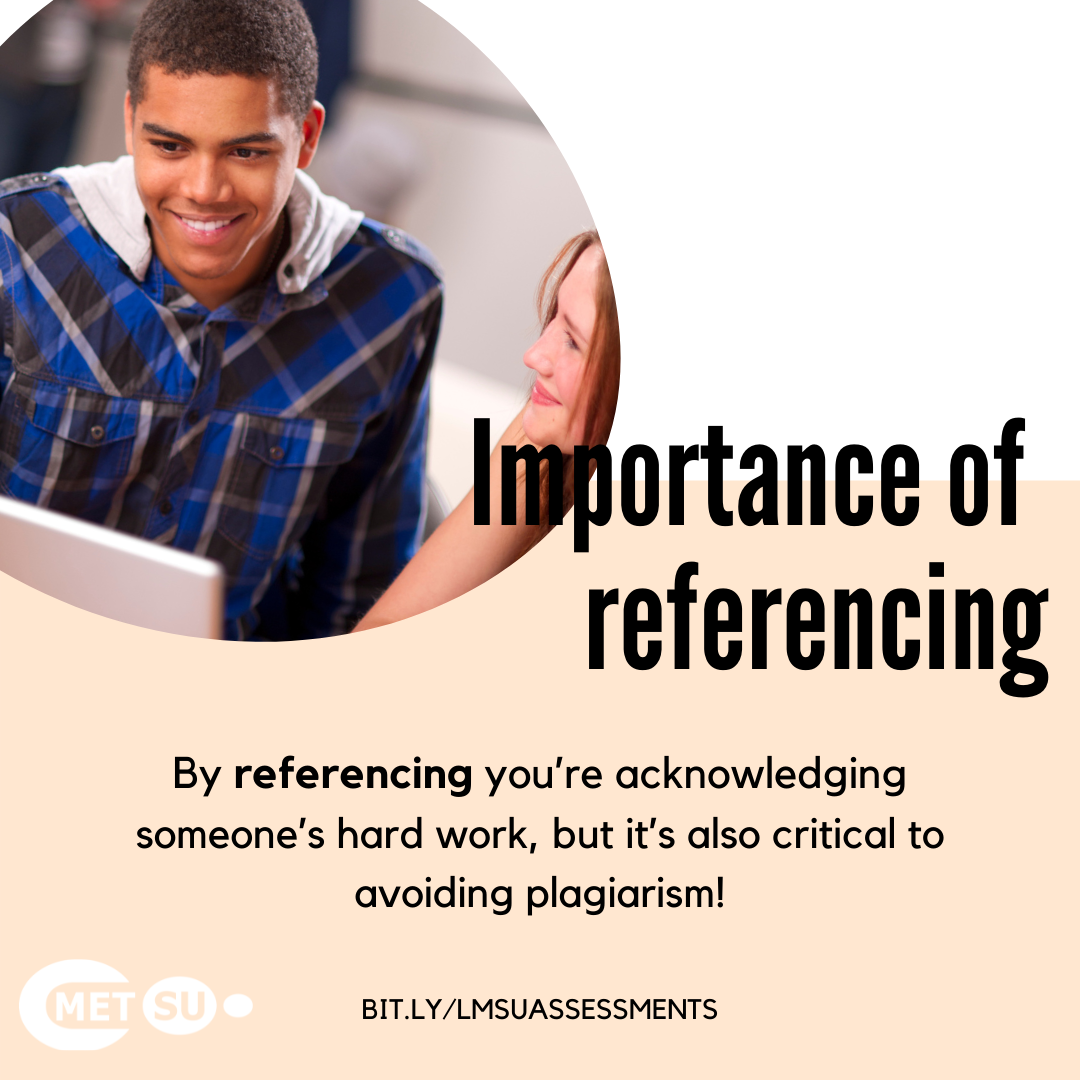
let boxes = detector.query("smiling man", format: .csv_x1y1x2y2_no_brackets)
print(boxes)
0,0,442,639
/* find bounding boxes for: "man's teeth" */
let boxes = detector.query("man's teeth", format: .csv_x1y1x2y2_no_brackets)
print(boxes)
181,217,231,233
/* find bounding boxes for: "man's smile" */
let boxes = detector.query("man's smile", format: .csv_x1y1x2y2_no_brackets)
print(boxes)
168,210,247,245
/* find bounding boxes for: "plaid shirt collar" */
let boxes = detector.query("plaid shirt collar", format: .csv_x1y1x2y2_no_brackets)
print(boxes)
52,156,365,299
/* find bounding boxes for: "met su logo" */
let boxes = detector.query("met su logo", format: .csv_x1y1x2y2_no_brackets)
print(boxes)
19,960,250,1050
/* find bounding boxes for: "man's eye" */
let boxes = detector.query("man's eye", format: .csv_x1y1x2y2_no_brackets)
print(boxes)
233,148,266,160
152,141,182,153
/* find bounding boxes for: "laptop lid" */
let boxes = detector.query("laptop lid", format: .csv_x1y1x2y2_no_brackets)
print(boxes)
0,494,224,638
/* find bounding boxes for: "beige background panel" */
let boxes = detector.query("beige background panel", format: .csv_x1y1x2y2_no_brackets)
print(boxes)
1,482,1075,1076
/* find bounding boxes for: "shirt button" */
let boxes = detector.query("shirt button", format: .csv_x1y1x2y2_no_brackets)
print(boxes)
283,264,295,279
269,446,285,462
385,228,410,253
90,424,105,442
160,498,174,516
187,408,200,426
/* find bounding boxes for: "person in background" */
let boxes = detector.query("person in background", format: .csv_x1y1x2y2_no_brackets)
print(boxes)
299,0,353,127
304,0,424,226
0,0,126,178
354,231,619,631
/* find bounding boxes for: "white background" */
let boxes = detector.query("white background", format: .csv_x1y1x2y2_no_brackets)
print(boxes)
4,0,1078,478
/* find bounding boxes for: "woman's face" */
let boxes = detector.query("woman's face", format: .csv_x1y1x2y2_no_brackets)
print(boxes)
522,245,602,453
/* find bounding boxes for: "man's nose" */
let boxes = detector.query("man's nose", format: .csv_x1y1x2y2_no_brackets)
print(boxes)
181,154,231,205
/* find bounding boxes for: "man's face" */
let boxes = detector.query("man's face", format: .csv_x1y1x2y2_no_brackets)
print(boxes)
125,66,322,306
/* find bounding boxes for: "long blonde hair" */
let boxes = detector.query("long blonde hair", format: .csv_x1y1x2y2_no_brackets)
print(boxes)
534,230,621,521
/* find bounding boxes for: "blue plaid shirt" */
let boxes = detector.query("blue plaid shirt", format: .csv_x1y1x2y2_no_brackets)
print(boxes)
0,169,442,639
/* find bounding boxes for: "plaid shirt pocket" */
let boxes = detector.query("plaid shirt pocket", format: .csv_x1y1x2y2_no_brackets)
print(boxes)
0,376,144,522
216,413,364,566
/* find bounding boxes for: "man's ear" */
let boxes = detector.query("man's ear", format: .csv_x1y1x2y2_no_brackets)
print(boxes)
296,102,326,169
124,91,135,157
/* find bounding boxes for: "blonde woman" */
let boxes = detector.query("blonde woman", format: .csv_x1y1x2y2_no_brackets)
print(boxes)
355,231,620,630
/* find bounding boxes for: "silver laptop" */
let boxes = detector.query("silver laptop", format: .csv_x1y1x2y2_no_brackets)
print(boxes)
0,494,224,638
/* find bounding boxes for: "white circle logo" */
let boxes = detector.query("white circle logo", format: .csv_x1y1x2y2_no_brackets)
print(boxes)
142,976,217,1035
19,959,131,1051
223,994,253,1018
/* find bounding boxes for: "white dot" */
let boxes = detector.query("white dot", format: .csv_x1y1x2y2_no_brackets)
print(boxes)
223,994,253,1018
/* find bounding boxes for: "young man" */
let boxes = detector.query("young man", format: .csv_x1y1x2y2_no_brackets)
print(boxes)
0,0,442,640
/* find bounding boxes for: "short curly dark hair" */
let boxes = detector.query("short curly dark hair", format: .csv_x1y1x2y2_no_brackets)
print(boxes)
127,0,319,127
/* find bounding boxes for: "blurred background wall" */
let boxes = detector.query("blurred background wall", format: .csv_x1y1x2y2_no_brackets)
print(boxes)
1,0,595,504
